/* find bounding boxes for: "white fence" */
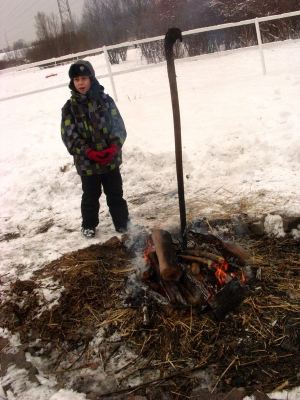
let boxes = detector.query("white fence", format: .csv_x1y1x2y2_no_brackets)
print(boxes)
0,10,299,102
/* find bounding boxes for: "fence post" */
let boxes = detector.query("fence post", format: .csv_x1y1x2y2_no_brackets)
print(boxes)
103,46,118,101
254,18,266,75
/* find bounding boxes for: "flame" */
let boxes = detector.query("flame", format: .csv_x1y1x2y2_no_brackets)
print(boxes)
240,268,246,283
215,261,246,287
143,237,155,264
229,268,246,283
215,261,229,286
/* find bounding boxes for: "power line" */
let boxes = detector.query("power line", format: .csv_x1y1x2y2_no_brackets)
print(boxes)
2,0,83,26
1,0,58,46
3,0,44,24
5,24,37,42
0,0,85,48
2,0,57,26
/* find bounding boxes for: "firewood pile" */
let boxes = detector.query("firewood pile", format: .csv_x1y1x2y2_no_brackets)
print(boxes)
133,228,252,323
1,218,300,399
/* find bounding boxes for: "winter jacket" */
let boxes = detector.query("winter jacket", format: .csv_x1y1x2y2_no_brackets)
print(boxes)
61,79,127,176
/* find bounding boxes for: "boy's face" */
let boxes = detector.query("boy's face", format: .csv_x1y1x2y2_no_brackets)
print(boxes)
73,76,91,94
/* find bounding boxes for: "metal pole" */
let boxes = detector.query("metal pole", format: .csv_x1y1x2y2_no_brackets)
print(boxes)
255,18,267,75
164,28,187,240
103,45,118,101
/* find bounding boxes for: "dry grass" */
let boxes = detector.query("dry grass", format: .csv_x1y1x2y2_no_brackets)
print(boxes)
1,228,299,398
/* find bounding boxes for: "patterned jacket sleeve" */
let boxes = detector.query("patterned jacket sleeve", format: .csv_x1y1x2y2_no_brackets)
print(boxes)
61,100,89,156
108,97,127,149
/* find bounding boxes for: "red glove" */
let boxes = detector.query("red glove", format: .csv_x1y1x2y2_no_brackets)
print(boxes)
86,145,119,165
86,149,106,163
100,145,119,160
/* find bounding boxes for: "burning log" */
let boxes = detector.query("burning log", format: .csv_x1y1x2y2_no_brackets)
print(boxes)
168,283,190,307
177,282,199,306
220,241,250,265
137,282,171,307
147,251,177,304
182,268,211,302
141,264,154,280
139,229,250,318
151,229,182,281
181,249,225,263
148,250,193,308
189,231,250,265
207,277,249,320
179,254,216,267
190,262,200,275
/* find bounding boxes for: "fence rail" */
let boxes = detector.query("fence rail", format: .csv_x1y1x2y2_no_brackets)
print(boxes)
0,10,299,102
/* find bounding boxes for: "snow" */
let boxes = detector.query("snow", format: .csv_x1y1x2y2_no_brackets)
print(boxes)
0,39,300,399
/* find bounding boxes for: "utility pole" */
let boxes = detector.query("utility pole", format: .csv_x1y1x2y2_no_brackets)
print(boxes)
4,29,10,51
57,0,75,53
4,29,16,65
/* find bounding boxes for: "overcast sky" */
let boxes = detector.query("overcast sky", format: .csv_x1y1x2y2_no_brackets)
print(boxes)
0,0,85,50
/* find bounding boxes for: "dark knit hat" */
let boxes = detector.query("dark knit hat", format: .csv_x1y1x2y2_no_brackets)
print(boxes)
69,60,95,79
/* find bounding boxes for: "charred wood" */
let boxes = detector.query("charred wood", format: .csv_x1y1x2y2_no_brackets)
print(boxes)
147,250,189,307
207,277,249,321
188,231,250,265
168,282,189,307
147,251,176,304
138,282,171,307
190,262,200,275
183,268,211,301
177,282,199,306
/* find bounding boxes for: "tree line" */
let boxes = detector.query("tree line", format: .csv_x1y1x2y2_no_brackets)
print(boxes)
1,0,299,69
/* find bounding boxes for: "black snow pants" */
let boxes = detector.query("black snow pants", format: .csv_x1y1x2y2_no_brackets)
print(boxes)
80,168,129,230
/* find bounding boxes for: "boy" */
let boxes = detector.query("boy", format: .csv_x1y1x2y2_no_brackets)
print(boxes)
61,60,129,238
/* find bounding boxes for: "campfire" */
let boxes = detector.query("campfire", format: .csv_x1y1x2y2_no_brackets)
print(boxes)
125,228,252,323
1,217,299,398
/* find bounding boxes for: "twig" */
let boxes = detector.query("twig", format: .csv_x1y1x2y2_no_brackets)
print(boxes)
211,356,238,393
52,342,89,373
271,380,289,393
238,353,293,367
96,355,213,398
53,361,96,374
166,353,177,370
170,391,190,399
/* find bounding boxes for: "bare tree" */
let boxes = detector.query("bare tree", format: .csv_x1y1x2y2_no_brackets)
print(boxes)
35,12,51,41
15,0,300,65
81,0,130,63
12,39,28,50
208,0,300,48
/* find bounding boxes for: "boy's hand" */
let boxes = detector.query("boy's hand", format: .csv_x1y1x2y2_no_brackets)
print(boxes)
100,145,119,160
86,149,106,163
86,145,119,165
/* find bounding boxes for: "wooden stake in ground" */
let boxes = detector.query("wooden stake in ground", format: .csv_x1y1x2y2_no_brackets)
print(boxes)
164,28,186,240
